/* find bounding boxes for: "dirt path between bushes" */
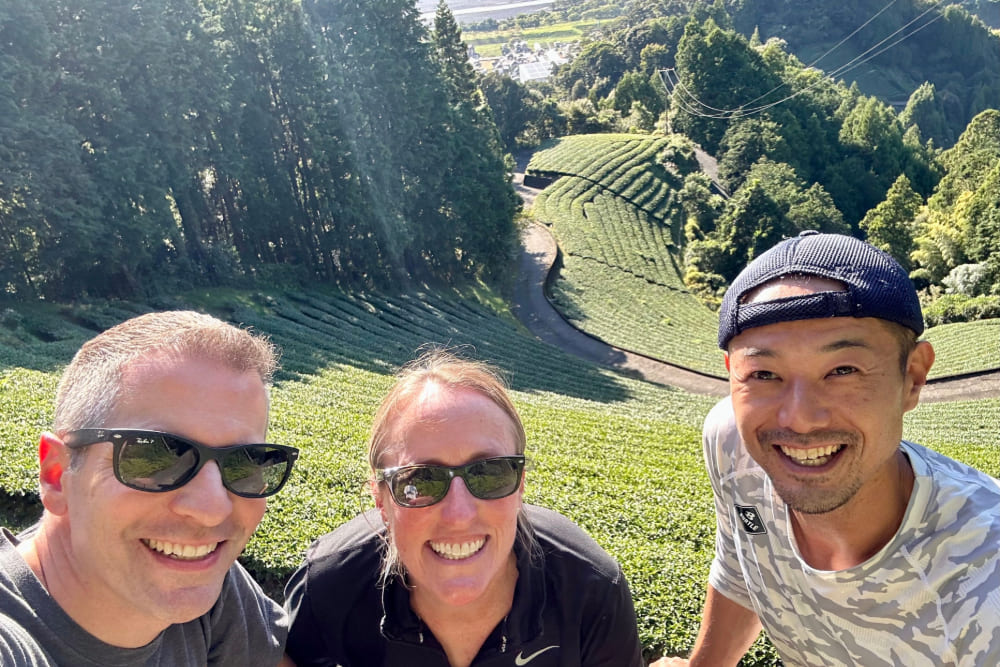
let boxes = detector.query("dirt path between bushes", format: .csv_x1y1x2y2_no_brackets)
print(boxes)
510,161,1000,403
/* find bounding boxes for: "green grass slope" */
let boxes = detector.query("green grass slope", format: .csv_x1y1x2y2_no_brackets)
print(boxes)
529,134,725,377
921,319,1000,378
2,288,998,664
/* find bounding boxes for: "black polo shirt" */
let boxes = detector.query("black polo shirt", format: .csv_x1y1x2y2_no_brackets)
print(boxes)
284,505,643,666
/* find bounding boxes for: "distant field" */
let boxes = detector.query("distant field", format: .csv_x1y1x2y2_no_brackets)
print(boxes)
466,19,601,58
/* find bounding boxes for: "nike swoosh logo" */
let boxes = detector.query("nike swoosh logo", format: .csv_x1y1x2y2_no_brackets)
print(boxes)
514,645,559,665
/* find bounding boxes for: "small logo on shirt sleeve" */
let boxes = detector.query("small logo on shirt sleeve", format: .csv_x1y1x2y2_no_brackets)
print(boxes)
735,505,767,535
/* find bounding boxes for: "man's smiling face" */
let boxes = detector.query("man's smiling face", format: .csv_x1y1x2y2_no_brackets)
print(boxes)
725,277,930,515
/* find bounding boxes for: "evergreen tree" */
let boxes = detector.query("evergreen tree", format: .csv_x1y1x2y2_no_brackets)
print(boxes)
859,174,923,271
964,164,1000,283
0,0,99,298
431,0,479,108
480,72,535,152
900,82,953,148
669,19,780,154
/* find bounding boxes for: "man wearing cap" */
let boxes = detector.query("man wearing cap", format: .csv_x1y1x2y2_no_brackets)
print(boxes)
654,231,1000,666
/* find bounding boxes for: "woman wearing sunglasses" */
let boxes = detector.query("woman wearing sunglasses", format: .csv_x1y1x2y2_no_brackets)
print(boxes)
283,350,644,667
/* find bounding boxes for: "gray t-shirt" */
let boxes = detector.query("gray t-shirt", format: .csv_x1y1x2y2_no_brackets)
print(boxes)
704,397,1000,667
0,528,287,666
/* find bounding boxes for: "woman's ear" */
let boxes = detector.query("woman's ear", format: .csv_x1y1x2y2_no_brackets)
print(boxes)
371,478,389,523
38,432,70,515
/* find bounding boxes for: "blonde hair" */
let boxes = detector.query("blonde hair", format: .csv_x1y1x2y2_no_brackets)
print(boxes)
54,310,278,440
368,348,537,585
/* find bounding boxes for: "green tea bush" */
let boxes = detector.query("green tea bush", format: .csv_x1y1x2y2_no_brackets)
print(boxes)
1,288,998,665
531,135,724,376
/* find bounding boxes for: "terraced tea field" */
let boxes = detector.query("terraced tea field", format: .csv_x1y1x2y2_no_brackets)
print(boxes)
529,134,725,377
526,133,1000,381
2,288,998,663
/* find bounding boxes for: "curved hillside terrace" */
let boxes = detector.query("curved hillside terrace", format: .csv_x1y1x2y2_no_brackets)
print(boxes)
526,134,1000,382
529,134,724,377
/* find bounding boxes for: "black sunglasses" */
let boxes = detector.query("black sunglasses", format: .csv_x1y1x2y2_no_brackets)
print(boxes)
375,455,525,508
63,428,299,498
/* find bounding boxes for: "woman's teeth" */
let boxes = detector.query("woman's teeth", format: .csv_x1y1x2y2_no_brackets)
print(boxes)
430,538,486,560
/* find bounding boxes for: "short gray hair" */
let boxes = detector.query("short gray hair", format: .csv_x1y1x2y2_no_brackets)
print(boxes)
54,311,278,463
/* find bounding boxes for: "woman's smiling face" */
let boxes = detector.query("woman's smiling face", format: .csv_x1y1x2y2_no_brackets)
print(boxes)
375,382,523,613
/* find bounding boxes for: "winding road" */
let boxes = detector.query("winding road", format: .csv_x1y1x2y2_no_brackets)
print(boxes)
510,159,1000,403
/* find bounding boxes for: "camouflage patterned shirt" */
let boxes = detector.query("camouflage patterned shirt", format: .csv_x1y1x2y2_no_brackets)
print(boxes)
704,397,1000,667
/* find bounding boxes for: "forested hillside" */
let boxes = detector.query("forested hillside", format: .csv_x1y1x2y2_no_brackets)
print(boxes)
729,0,1000,148
0,0,517,301
477,0,999,148
479,1,1000,318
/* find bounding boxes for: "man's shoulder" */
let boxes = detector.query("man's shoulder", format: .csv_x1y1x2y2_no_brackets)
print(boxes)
905,440,1000,497
701,396,755,475
904,440,1000,534
0,613,54,666
705,395,735,425
703,396,739,446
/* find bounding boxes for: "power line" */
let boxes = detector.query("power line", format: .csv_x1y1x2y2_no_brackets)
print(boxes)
733,0,902,111
660,0,947,120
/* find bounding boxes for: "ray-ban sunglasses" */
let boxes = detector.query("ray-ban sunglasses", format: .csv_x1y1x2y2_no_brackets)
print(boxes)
63,428,299,498
375,455,525,508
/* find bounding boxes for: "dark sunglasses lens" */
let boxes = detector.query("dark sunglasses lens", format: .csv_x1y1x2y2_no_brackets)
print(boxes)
391,467,451,507
117,434,197,491
221,446,292,497
465,458,521,499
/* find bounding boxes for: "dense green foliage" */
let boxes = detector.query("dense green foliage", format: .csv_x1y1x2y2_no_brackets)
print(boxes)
0,0,517,300
729,0,1000,148
476,0,999,147
477,1,999,310
527,133,998,380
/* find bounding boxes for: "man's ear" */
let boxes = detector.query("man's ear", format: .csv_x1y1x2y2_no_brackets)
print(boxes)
38,432,70,515
903,341,935,412
724,352,731,373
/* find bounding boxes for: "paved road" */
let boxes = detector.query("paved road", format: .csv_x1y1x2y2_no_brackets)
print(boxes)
511,163,1000,402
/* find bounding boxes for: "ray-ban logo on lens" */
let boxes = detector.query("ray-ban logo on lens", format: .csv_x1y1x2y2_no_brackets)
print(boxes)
736,505,766,535
515,645,558,665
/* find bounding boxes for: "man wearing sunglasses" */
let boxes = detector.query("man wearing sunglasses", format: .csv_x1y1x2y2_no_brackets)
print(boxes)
0,310,297,665
654,232,1000,665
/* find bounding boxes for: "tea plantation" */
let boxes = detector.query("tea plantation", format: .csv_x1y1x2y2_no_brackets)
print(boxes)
2,288,999,665
527,134,1000,381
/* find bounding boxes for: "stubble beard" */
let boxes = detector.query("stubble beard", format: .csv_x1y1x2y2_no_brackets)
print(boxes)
759,427,862,515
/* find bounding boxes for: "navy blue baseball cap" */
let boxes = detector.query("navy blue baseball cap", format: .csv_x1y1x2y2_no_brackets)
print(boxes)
718,231,924,349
